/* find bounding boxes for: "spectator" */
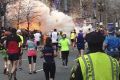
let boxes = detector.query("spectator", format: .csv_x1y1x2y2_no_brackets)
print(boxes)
103,27,120,60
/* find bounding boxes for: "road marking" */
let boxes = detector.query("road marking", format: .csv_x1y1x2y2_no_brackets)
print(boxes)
36,69,43,72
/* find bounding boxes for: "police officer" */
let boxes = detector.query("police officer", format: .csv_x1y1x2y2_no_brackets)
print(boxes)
70,31,119,80
103,27,120,60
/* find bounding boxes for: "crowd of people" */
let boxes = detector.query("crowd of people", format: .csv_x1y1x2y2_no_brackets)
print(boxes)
0,26,119,80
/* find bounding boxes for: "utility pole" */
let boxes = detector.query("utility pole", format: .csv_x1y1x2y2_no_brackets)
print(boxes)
79,0,83,18
98,0,104,23
92,0,97,19
63,0,68,13
0,0,7,28
3,0,9,28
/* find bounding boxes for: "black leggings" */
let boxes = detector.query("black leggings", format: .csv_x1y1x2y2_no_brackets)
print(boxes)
61,51,69,66
28,56,37,64
43,62,56,80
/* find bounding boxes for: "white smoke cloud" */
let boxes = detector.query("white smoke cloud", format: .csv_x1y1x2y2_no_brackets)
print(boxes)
6,0,75,34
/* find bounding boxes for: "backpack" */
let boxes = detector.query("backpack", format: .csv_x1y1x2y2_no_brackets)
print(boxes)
7,40,19,54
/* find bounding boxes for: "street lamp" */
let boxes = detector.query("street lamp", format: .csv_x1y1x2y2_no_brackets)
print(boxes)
92,0,97,19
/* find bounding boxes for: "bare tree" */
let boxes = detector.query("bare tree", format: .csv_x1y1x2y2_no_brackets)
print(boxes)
22,0,40,31
7,0,41,30
16,0,22,29
6,0,25,29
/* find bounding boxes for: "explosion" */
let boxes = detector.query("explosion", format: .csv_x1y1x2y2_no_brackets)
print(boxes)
6,0,75,33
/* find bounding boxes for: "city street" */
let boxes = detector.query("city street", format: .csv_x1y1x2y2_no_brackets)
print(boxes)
0,48,78,80
0,0,120,80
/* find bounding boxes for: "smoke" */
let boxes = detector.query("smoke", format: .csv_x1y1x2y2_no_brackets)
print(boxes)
6,0,75,34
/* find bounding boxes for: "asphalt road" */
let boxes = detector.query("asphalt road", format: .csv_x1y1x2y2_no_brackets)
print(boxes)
0,48,78,80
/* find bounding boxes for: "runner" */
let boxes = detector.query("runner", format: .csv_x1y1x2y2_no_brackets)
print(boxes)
43,33,49,45
70,29,76,50
0,31,8,75
76,30,85,57
34,30,41,50
41,37,57,80
51,29,59,53
59,34,70,68
58,31,63,58
17,30,24,70
6,28,21,80
26,35,37,74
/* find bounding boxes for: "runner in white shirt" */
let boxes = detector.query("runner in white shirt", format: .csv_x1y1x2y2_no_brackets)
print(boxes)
34,31,41,46
51,29,58,52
